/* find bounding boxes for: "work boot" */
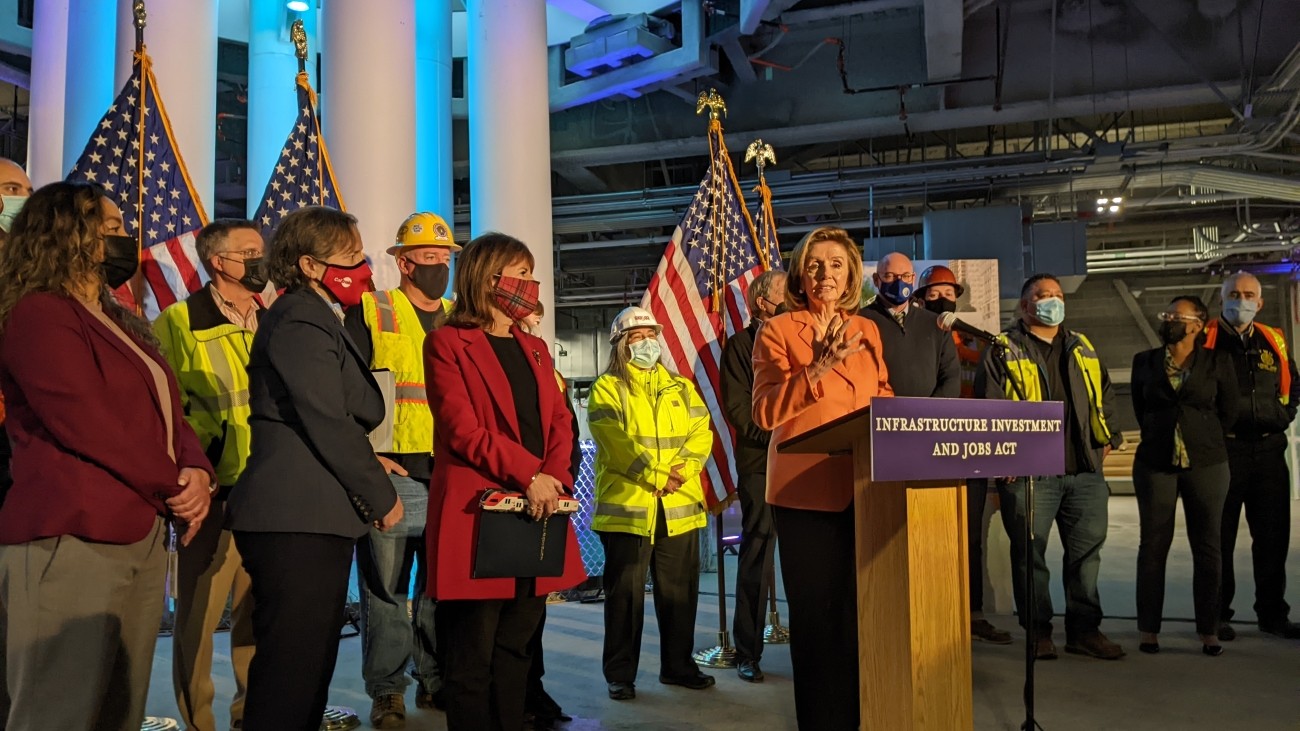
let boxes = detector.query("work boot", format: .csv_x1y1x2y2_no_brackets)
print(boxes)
369,693,406,729
1065,631,1125,660
972,619,1013,645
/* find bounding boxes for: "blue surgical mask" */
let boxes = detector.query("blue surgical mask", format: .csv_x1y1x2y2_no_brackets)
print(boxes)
628,338,661,370
0,195,26,232
1222,299,1258,328
877,277,914,306
1033,297,1066,327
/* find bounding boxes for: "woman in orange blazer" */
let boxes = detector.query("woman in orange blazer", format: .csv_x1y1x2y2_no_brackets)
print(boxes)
424,232,584,731
752,226,892,731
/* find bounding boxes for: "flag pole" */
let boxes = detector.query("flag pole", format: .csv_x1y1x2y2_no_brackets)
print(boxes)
691,88,737,671
292,19,308,74
127,1,148,315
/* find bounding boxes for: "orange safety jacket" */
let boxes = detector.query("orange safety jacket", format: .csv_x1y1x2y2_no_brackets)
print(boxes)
1203,319,1292,404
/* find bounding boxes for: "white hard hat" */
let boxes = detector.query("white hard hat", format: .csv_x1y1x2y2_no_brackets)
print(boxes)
609,306,663,343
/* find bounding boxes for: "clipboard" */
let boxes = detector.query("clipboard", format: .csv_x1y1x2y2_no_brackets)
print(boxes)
368,369,395,453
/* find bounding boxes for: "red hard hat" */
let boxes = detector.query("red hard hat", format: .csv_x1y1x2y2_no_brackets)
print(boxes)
916,265,964,297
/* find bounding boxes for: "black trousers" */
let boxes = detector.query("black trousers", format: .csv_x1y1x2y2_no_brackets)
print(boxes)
967,479,988,615
524,605,548,701
233,531,355,731
1222,438,1293,624
598,503,701,683
1133,460,1230,635
773,504,858,731
438,590,545,731
733,471,776,664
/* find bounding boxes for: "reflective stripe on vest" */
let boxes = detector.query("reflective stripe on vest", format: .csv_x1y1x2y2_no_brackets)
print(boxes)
363,289,440,454
1204,320,1291,405
194,339,251,412
1001,332,1112,445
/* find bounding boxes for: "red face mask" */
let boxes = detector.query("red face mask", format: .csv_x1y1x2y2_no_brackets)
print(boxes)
316,258,373,308
493,275,541,322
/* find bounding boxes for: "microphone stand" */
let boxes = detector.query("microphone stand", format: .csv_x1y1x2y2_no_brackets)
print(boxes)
990,337,1044,731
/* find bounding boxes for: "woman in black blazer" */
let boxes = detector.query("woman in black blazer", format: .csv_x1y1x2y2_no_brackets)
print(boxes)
1130,295,1239,656
227,207,402,730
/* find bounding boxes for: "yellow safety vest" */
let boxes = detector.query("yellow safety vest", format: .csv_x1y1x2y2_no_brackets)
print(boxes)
153,297,255,488
1001,331,1114,446
587,364,713,540
361,288,452,455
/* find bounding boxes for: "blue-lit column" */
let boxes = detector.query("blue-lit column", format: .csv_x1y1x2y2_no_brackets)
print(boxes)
415,0,453,218
247,0,316,217
467,0,554,343
114,0,133,89
28,0,69,185
129,0,219,210
415,0,455,281
322,0,416,290
62,0,118,174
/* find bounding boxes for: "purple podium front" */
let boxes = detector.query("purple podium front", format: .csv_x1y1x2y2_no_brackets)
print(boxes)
780,396,1065,731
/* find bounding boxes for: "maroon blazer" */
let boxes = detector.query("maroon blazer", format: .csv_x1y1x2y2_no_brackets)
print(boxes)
0,292,211,545
424,324,586,601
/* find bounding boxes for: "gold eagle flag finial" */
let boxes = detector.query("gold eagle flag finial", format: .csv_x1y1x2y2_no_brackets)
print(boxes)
745,139,776,178
133,1,147,30
695,88,727,121
291,19,308,61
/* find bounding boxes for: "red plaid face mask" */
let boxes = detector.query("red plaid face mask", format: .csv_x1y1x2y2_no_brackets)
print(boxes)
493,275,540,322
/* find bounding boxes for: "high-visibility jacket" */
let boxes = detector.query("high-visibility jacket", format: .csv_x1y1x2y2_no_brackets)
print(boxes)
361,288,452,455
954,332,983,399
587,363,712,540
997,323,1116,457
153,287,256,489
1203,319,1291,404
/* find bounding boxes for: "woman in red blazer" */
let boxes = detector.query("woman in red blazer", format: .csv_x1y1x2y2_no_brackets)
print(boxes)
424,232,584,731
0,181,213,731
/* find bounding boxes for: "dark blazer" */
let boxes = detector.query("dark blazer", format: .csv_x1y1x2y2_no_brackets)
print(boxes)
0,292,211,545
861,298,960,399
721,321,769,475
424,324,585,601
227,288,397,539
1131,345,1240,470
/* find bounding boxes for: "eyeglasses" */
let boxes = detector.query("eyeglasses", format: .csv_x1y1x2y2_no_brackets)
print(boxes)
218,249,263,261
1157,312,1202,324
878,272,915,284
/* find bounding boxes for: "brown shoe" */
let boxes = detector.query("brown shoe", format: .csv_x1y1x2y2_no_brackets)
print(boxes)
369,693,406,729
972,619,1013,645
1065,631,1125,660
1034,635,1058,660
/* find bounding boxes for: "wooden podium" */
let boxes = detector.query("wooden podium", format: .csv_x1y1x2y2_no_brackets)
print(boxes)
780,405,973,730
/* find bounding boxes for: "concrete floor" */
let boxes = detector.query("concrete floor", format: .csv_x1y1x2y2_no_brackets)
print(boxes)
144,497,1300,730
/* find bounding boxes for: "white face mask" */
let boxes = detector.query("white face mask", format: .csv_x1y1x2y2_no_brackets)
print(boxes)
0,195,26,232
1222,298,1259,327
628,338,661,369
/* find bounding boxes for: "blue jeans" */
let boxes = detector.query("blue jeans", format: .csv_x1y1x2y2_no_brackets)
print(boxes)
998,472,1109,638
358,474,440,699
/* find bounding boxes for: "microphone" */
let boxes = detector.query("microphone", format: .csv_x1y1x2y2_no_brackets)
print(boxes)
936,311,1004,346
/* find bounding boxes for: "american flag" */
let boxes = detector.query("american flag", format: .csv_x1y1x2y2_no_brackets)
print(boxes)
639,120,775,508
753,178,784,272
252,71,345,238
67,51,208,318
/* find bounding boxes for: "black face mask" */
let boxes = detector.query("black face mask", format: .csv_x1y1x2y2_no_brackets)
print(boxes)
238,257,268,293
1159,321,1189,346
774,302,790,316
409,262,449,300
924,298,957,315
101,234,140,289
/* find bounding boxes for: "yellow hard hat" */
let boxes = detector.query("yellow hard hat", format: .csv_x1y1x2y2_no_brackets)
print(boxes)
388,212,460,255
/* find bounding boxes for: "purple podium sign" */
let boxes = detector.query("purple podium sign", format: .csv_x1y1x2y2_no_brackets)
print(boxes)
870,397,1066,482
